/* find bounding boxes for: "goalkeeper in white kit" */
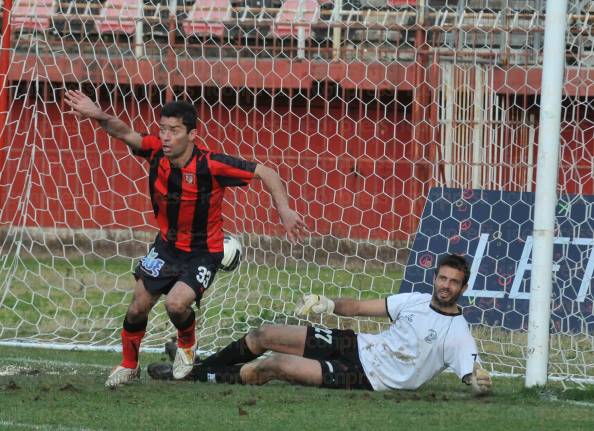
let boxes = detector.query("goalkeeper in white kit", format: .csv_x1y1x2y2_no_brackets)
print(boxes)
148,254,492,394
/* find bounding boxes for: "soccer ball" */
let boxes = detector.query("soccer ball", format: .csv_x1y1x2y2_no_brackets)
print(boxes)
220,234,242,271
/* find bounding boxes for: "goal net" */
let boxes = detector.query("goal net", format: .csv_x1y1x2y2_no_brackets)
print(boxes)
0,0,592,382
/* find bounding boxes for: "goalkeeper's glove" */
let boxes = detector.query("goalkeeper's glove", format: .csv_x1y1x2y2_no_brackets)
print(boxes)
295,294,335,316
470,362,492,395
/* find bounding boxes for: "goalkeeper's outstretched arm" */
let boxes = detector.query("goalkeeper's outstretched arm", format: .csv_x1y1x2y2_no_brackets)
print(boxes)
333,298,388,318
296,294,388,318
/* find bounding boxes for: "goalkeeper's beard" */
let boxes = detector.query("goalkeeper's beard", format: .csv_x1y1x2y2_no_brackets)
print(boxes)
432,288,463,308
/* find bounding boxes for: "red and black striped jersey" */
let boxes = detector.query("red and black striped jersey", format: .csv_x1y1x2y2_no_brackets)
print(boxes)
133,135,256,253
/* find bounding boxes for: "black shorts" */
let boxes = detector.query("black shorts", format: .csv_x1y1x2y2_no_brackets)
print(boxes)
303,326,373,391
134,235,223,305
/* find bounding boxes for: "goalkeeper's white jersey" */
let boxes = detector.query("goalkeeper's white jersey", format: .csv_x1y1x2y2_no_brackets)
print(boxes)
357,292,477,391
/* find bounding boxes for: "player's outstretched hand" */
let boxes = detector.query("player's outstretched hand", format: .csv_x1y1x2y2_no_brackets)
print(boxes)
295,294,335,316
471,362,492,395
64,90,106,120
279,208,307,244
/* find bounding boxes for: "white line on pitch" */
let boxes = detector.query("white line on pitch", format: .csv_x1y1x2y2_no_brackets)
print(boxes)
562,399,594,408
0,356,110,370
0,419,104,431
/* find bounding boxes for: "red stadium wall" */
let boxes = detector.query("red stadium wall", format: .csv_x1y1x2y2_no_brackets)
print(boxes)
0,98,414,240
1,96,592,241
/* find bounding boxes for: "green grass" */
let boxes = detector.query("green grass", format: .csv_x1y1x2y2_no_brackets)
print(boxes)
1,346,593,431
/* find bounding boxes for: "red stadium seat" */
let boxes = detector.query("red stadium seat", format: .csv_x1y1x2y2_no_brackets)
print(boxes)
387,0,417,5
11,0,56,31
96,0,140,35
182,0,232,37
272,0,320,39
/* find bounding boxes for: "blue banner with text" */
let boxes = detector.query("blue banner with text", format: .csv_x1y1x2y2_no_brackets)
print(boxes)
400,188,594,333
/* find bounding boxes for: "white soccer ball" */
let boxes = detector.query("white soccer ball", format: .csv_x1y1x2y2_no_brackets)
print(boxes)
220,234,242,271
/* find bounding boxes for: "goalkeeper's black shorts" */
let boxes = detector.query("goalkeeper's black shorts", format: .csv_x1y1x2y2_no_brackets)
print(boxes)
303,326,373,391
133,234,223,305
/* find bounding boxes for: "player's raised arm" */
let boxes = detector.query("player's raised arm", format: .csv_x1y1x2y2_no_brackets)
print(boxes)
64,90,143,150
254,164,307,244
295,294,388,318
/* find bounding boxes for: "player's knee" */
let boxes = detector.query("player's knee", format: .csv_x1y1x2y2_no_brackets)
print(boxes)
247,325,273,350
247,327,263,349
164,296,190,317
127,300,150,321
240,363,263,385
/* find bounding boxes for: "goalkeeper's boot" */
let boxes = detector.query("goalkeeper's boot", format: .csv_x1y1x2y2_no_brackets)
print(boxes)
105,365,140,388
147,362,174,380
172,343,196,379
147,362,204,381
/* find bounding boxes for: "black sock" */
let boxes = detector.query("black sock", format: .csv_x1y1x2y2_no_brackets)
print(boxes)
189,364,243,384
170,308,195,331
201,336,259,366
123,314,148,333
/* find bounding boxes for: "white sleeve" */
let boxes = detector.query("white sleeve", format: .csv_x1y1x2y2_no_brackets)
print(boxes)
444,320,479,380
385,293,416,322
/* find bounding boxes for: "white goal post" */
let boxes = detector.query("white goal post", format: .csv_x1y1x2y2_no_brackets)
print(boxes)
526,0,568,388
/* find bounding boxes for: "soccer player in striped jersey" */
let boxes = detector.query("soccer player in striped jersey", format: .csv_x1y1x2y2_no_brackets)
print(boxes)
149,254,492,394
64,90,306,388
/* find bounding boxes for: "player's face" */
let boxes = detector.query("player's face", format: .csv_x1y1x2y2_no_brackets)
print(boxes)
432,266,467,308
158,116,196,160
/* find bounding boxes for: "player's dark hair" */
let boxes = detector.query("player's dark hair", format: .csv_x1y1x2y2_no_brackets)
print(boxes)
435,254,471,286
160,100,197,133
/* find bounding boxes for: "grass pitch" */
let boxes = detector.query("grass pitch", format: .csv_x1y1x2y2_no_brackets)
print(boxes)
2,255,594,429
1,346,594,431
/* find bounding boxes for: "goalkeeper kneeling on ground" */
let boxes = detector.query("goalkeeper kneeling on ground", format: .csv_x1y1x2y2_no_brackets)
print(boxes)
148,254,492,394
